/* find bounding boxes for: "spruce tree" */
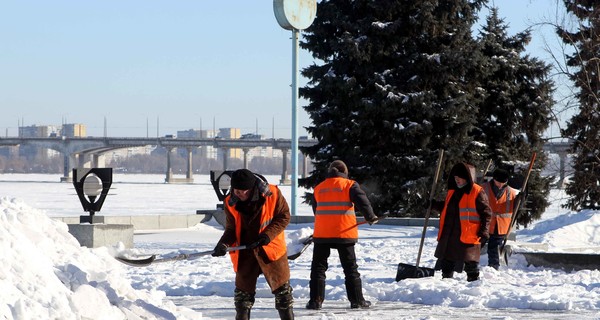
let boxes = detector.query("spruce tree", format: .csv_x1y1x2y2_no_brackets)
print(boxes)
474,7,553,225
558,0,600,210
299,0,487,215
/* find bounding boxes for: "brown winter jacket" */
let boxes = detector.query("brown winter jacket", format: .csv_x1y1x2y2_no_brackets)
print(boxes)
432,163,492,263
218,182,291,293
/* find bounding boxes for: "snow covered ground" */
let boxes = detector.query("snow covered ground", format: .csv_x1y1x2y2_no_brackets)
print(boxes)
1,173,600,319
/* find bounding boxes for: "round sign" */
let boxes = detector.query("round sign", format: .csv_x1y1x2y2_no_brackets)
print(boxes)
218,174,232,190
274,0,317,31
83,174,103,197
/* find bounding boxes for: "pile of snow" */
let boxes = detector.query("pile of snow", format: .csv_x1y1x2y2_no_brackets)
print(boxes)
0,197,199,319
519,210,600,250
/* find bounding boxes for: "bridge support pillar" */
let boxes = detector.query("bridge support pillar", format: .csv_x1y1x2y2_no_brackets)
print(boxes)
78,152,93,168
61,153,78,182
242,148,249,169
280,148,290,185
558,151,567,189
301,152,308,178
90,153,106,168
221,148,229,170
185,147,193,182
164,147,193,184
165,147,174,183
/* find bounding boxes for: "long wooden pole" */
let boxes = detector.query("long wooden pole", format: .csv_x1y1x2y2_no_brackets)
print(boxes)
415,149,445,270
499,152,537,262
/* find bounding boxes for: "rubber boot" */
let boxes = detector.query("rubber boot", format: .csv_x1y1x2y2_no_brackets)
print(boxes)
275,282,295,320
345,278,371,309
306,279,325,310
234,289,255,320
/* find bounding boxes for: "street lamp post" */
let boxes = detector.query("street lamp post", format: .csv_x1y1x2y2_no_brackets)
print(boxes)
273,0,317,216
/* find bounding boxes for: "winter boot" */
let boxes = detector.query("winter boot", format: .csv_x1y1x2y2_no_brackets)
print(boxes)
306,279,325,310
234,289,255,320
277,308,294,320
235,307,251,320
442,271,454,279
467,272,480,282
345,278,371,309
275,282,295,320
464,261,480,282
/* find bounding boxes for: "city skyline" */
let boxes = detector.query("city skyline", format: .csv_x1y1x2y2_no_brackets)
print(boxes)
10,119,302,139
1,1,563,139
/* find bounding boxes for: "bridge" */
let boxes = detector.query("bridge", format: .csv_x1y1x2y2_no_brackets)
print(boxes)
542,141,570,187
0,137,574,185
0,136,318,183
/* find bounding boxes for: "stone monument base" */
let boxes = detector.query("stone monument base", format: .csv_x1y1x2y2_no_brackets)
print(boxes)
68,223,134,248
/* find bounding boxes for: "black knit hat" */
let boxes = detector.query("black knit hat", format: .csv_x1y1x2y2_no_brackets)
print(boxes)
230,169,256,190
493,168,510,183
451,163,471,180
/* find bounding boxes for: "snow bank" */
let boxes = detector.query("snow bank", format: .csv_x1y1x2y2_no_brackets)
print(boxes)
0,197,199,319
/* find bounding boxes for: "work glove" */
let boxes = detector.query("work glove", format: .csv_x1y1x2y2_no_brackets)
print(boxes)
368,213,388,225
248,233,270,249
477,228,490,242
211,242,228,257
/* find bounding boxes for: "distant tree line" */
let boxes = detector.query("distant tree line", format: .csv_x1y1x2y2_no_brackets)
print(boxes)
108,153,291,175
0,155,63,173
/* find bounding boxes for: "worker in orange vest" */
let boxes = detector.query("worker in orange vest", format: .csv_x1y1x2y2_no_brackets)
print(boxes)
306,160,379,310
212,169,294,320
432,162,492,282
481,168,518,270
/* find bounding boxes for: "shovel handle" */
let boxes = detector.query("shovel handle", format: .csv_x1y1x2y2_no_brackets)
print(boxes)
415,149,444,269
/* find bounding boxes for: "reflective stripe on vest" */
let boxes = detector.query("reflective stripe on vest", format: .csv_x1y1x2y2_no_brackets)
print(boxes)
437,184,483,244
224,184,287,272
484,182,516,235
313,177,358,240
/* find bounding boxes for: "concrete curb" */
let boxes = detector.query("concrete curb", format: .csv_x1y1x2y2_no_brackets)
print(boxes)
53,213,440,230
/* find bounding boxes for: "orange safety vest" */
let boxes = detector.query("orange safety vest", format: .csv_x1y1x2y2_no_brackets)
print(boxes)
313,177,358,241
484,182,516,235
437,184,483,245
224,184,287,272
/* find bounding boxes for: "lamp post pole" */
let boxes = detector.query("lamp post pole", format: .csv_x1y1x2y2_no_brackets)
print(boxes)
290,28,299,216
273,0,316,216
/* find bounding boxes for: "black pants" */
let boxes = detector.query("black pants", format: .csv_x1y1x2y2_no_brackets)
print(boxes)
310,243,361,282
486,234,504,268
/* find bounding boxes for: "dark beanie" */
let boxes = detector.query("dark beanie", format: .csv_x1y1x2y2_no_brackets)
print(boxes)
230,169,256,190
493,168,510,183
451,163,471,180
329,160,348,175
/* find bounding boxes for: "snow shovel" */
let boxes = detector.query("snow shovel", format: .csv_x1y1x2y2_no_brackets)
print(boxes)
396,149,444,281
287,235,314,260
499,152,537,266
116,245,247,267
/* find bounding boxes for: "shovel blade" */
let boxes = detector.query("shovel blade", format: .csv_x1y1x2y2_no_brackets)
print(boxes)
395,263,435,281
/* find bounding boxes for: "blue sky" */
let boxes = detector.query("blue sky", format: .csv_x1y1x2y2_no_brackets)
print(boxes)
0,0,562,139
